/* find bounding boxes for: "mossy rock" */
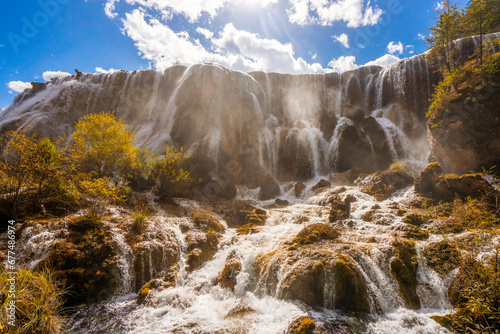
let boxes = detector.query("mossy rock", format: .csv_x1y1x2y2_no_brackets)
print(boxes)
332,256,370,313
403,213,429,227
395,224,429,240
223,200,267,228
356,168,414,200
423,241,461,278
285,316,316,334
137,279,157,305
217,258,242,291
414,163,443,199
287,223,340,250
192,212,225,233
281,259,326,307
390,239,420,309
328,195,355,223
185,230,219,271
236,223,261,235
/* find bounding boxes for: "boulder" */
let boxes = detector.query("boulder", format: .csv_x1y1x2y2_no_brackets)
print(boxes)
311,179,331,193
415,163,499,203
336,125,375,173
36,215,120,305
185,231,219,271
285,316,316,334
329,195,356,223
390,239,420,309
294,182,307,197
356,167,414,199
287,223,340,250
223,201,267,228
217,258,242,291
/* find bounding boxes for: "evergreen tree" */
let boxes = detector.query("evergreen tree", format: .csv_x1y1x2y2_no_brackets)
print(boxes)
464,0,500,64
426,0,463,74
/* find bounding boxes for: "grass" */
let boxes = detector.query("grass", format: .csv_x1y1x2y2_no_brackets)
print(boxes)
0,267,66,334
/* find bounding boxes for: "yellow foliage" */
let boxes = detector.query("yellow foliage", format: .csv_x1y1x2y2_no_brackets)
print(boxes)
70,111,138,178
0,267,66,334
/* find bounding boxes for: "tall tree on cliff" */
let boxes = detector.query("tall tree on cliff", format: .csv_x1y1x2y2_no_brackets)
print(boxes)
426,0,463,74
464,0,500,64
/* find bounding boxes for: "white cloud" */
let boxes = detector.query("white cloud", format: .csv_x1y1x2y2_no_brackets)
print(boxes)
107,0,277,22
122,10,323,73
417,33,426,40
7,81,32,94
196,27,214,39
327,56,358,72
365,54,400,67
96,67,119,74
287,0,384,28
105,0,119,18
333,33,349,48
435,1,444,11
42,71,72,81
311,53,317,60
387,41,404,55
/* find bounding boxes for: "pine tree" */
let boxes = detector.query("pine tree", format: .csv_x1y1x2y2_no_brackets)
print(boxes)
464,0,500,64
426,0,463,74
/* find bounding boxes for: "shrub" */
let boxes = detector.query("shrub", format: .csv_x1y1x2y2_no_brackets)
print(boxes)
0,129,64,217
132,201,150,234
152,146,192,201
0,267,66,334
69,111,138,179
77,175,129,220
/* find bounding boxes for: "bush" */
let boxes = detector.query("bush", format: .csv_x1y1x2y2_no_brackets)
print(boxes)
77,176,129,220
69,111,138,179
132,201,150,234
152,146,192,201
0,267,66,334
0,129,64,217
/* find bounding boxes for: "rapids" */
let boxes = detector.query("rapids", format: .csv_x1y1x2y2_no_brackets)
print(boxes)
11,185,457,334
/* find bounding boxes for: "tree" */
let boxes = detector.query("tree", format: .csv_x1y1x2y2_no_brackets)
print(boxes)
427,0,463,74
70,111,138,179
464,0,500,64
152,146,192,201
0,129,63,216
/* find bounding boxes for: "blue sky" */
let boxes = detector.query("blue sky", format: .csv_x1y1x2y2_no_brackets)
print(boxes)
0,0,442,108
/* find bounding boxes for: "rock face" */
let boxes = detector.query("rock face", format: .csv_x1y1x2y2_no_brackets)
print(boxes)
427,51,500,173
36,216,121,305
0,54,440,195
415,163,499,203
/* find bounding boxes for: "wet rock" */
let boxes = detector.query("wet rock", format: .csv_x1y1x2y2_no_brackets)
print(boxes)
311,179,331,193
275,198,289,206
336,125,375,173
287,223,340,250
329,168,363,185
329,195,356,223
332,256,371,313
36,215,120,306
185,230,219,271
414,163,443,200
224,304,254,318
137,279,157,305
423,241,461,279
415,163,499,203
427,58,500,173
394,224,429,240
285,316,316,334
223,200,267,228
403,213,429,227
258,173,281,200
294,182,306,197
191,212,225,233
216,258,242,291
355,167,414,200
236,223,261,235
390,239,420,309
362,117,393,171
